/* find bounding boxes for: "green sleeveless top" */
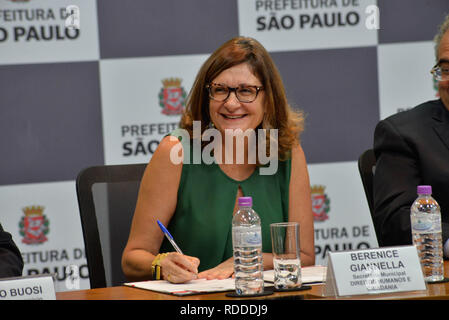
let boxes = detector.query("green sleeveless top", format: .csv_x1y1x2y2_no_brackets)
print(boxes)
160,130,291,272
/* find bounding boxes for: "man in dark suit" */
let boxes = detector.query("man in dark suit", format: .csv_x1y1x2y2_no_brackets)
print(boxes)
373,14,449,256
0,223,24,278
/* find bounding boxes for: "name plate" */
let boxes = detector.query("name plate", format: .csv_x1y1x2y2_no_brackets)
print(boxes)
324,246,426,297
0,274,56,300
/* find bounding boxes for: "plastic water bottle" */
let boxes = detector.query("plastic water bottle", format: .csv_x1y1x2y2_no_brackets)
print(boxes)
410,185,444,282
232,196,264,295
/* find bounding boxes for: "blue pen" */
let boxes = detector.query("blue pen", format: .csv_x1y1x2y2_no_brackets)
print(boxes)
157,220,184,255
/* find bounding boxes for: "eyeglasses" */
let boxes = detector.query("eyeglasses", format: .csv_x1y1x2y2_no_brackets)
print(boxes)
206,83,264,103
430,63,449,82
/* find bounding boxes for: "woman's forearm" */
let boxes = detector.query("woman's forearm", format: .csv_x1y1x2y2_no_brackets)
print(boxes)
122,249,155,281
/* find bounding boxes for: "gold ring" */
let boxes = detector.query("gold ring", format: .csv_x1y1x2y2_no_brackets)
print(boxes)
167,274,171,282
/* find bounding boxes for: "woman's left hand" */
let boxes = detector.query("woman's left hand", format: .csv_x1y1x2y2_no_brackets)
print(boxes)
197,257,234,280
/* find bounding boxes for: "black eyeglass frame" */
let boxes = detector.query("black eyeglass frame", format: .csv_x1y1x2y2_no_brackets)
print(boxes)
205,82,264,103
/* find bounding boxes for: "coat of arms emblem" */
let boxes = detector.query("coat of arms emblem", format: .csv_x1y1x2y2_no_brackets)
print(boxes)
159,78,186,115
311,185,330,222
19,206,49,244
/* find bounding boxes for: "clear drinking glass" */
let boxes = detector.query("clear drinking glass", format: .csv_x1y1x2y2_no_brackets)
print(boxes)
270,222,302,290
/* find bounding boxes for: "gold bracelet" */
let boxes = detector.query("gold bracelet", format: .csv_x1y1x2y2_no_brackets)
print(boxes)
151,253,168,280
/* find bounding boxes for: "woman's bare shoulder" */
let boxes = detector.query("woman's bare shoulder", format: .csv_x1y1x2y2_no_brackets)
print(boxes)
140,135,185,185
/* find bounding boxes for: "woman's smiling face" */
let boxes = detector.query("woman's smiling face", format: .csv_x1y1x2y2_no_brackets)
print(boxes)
208,62,265,134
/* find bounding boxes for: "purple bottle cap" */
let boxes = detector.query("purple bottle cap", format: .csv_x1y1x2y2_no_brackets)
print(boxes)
417,185,432,194
238,196,252,207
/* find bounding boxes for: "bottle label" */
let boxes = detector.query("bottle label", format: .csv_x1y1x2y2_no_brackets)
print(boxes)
411,213,441,233
412,221,432,232
233,226,262,247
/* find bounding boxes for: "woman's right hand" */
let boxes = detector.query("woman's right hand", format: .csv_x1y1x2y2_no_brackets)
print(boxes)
160,252,200,283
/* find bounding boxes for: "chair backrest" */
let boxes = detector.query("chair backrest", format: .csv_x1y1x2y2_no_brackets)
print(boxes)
76,163,147,289
357,149,376,217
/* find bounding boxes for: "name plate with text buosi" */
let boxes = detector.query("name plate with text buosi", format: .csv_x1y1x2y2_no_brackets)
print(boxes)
324,246,426,297
0,274,56,300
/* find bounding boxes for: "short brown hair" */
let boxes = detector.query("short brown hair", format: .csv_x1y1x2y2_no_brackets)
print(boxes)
179,36,304,160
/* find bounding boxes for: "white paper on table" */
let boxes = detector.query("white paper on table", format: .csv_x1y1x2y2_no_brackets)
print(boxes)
263,265,327,284
124,265,326,296
124,278,237,296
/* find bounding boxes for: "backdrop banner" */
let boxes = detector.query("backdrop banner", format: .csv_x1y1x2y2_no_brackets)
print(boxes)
1,0,447,290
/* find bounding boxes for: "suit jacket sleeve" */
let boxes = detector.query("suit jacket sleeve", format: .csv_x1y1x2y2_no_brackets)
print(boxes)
372,119,421,247
0,224,24,278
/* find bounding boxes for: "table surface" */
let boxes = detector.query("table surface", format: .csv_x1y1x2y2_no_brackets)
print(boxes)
56,261,449,300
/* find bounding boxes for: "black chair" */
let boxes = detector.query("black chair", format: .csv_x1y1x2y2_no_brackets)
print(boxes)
357,149,376,217
76,163,147,289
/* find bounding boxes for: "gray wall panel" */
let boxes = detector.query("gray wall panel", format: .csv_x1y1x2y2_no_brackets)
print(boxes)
0,62,104,185
272,47,379,163
97,0,239,58
378,0,449,44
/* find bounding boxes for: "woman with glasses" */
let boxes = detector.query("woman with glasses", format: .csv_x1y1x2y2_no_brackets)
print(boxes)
372,14,449,258
122,37,315,283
